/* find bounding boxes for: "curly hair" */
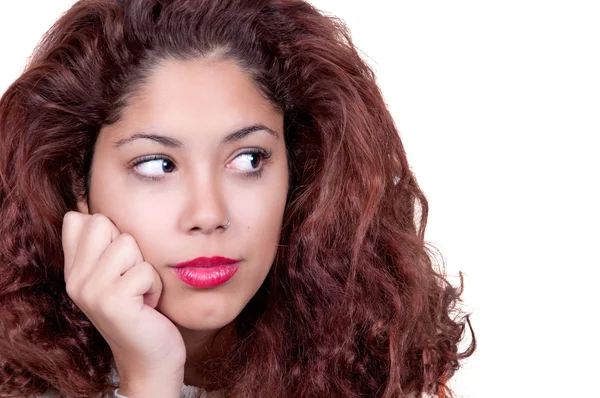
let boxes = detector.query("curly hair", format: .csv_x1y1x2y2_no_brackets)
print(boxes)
0,0,475,397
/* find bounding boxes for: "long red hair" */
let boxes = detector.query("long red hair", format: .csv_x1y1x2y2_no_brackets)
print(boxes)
0,0,475,396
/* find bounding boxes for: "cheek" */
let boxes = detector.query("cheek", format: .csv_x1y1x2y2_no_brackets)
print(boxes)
117,201,174,255
232,178,288,251
117,202,170,235
92,180,173,254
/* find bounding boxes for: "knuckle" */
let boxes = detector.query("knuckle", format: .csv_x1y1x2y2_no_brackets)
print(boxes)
66,280,92,306
117,233,135,247
138,261,155,274
62,211,80,230
64,281,78,299
89,213,111,230
132,262,156,282
117,234,142,260
62,211,75,225
89,213,106,223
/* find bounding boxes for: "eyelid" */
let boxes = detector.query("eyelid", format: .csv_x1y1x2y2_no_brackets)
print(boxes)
128,153,174,167
230,147,270,158
227,148,272,169
128,154,176,181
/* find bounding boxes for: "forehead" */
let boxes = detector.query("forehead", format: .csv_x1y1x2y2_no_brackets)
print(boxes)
108,57,281,141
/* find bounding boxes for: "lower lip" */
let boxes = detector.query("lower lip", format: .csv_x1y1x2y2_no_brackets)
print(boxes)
173,263,239,288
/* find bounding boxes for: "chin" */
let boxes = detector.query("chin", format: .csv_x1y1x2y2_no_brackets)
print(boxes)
158,298,243,331
171,315,234,331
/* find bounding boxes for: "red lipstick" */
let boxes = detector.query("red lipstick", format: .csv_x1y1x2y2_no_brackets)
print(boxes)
171,256,239,288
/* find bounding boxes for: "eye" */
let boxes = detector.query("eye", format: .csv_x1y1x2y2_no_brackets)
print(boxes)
227,149,271,173
132,155,176,179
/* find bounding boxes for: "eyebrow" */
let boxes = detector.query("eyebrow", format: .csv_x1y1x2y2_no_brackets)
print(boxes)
113,124,279,149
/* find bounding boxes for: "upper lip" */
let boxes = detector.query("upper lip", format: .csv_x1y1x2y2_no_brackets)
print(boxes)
171,256,239,268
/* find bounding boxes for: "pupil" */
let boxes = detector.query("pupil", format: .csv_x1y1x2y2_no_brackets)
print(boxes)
162,160,174,172
250,154,260,168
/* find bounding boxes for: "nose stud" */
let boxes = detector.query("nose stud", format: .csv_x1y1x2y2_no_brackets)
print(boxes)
223,218,231,229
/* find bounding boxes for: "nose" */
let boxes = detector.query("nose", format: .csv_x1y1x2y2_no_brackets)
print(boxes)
179,172,229,234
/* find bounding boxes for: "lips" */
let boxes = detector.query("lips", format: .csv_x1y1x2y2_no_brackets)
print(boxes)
171,256,240,288
172,256,239,268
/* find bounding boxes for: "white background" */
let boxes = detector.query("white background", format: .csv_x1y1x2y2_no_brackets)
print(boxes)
1,1,599,397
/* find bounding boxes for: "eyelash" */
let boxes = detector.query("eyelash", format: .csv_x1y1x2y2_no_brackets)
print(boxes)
128,148,273,182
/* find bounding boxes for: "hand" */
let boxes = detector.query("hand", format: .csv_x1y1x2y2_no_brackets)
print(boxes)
62,212,186,396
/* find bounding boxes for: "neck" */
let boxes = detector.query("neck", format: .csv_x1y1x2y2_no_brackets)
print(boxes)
177,323,235,390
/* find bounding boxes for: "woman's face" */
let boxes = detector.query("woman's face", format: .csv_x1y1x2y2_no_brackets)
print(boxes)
82,57,288,331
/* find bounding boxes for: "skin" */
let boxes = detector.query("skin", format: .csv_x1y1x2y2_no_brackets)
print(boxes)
63,56,289,395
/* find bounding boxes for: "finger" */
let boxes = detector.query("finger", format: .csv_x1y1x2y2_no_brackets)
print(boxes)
62,211,89,279
117,262,163,309
71,213,121,280
91,233,145,285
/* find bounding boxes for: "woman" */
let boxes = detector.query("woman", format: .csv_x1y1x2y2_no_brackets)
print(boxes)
0,0,474,397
